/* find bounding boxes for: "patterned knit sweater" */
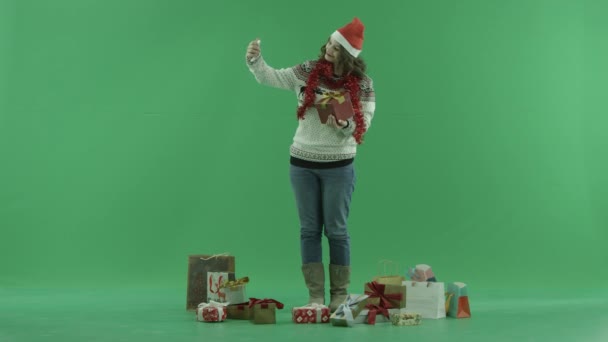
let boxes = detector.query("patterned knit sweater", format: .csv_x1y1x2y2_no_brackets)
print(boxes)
247,55,376,163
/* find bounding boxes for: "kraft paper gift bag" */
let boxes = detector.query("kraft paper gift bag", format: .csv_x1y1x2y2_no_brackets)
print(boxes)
373,260,405,286
402,281,446,319
186,254,235,310
446,282,471,318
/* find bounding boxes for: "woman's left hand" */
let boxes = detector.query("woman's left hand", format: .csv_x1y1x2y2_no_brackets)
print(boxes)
326,115,348,129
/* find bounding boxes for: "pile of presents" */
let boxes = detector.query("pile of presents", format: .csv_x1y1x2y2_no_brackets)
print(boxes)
186,254,471,326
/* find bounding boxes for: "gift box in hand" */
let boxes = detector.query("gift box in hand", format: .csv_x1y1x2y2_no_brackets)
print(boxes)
314,91,354,124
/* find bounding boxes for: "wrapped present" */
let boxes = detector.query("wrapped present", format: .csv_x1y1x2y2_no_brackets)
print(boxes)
292,303,330,324
360,303,390,325
354,307,406,324
402,281,446,319
226,302,252,320
196,301,228,322
220,276,249,305
248,298,284,324
186,254,235,310
330,294,371,327
407,264,437,282
364,280,406,309
391,312,422,326
446,282,471,318
314,91,354,123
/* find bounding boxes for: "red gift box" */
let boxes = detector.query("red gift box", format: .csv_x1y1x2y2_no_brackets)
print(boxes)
314,91,354,123
292,304,330,324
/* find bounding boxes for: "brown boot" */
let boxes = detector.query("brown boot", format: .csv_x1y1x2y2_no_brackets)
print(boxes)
301,263,325,305
329,264,351,312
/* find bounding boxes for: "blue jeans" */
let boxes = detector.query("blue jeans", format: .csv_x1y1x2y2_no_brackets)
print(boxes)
289,163,356,266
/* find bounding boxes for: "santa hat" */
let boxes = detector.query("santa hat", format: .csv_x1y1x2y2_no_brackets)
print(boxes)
331,17,365,58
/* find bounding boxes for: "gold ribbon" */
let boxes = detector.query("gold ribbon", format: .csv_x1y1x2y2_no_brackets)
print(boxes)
445,292,455,313
219,276,250,289
317,91,345,107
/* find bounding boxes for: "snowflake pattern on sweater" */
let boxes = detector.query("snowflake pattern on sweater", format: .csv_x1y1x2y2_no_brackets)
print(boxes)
247,56,376,162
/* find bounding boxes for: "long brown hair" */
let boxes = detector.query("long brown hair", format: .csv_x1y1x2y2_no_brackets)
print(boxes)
295,41,369,144
319,39,367,78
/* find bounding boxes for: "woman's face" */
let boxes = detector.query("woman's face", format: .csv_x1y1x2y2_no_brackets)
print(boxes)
324,38,341,63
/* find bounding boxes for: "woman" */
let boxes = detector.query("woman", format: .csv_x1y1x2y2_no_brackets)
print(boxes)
245,17,376,312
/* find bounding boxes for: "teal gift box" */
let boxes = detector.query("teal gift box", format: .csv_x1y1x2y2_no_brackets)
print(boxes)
447,282,471,318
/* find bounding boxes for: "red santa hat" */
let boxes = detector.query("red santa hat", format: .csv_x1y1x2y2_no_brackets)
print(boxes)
331,17,365,58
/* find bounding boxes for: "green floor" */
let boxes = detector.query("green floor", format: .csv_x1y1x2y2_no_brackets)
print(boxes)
2,287,607,342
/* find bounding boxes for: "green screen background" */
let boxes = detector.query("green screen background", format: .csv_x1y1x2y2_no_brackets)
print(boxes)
1,0,606,297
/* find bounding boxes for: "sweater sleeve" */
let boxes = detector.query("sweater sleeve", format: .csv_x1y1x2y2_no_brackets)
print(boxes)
339,77,376,137
246,55,309,91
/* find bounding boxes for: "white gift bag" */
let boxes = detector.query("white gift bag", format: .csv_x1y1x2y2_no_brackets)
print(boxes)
207,272,229,302
224,284,247,304
402,281,446,319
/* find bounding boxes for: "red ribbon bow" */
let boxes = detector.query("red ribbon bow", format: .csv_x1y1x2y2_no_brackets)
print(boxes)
364,281,403,309
365,303,390,325
247,298,285,309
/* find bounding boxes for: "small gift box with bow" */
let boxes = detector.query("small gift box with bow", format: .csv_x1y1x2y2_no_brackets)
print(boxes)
364,280,407,309
196,301,228,322
330,294,372,327
292,303,330,324
248,298,284,324
226,302,252,320
219,276,249,305
314,91,354,124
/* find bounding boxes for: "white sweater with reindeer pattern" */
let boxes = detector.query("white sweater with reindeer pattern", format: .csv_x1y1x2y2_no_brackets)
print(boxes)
246,55,376,163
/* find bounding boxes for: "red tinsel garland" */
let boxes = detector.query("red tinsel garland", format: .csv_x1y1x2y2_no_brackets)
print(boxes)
296,58,367,144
